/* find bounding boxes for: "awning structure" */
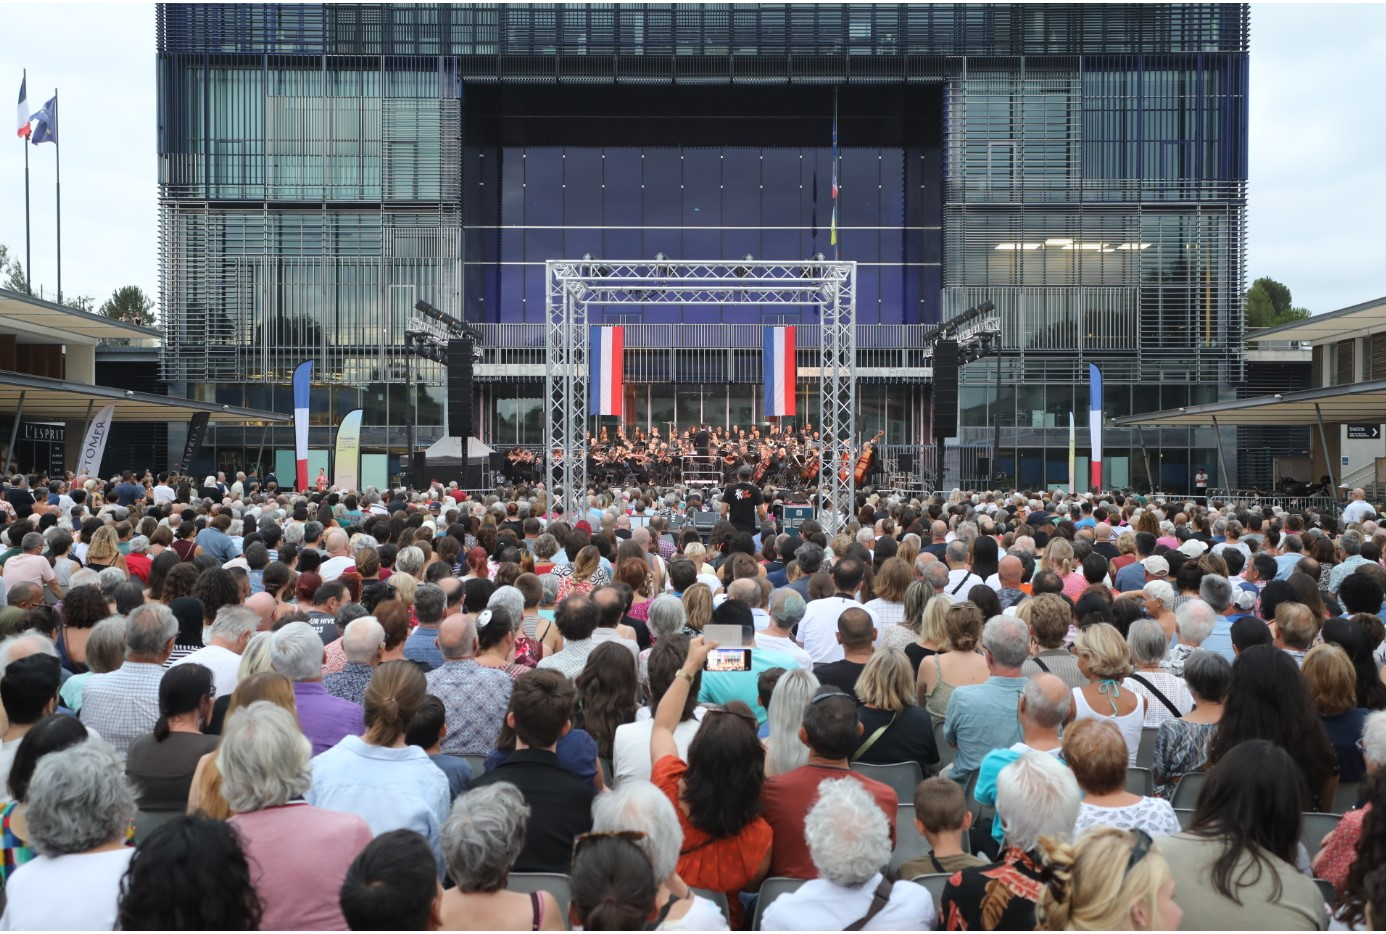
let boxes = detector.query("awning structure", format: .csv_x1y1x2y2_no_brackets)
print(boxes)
1250,295,1386,345
0,289,160,344
0,370,286,424
1116,379,1386,428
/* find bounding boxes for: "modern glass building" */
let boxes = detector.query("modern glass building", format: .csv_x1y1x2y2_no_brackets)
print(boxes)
156,3,1249,490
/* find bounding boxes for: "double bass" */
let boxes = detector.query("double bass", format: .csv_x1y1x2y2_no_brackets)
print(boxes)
854,430,884,485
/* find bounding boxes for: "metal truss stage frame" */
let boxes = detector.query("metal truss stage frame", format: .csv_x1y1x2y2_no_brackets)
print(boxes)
545,259,857,531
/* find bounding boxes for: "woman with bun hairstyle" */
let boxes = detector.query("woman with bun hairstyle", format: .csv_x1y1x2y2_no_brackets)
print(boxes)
306,660,451,867
1036,826,1182,930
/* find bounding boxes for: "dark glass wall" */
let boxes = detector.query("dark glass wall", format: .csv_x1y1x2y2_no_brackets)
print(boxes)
462,85,942,328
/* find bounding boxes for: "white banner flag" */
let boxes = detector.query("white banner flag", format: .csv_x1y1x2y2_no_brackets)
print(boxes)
76,403,116,478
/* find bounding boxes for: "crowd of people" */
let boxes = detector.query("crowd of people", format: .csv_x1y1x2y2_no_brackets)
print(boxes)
1,465,1386,930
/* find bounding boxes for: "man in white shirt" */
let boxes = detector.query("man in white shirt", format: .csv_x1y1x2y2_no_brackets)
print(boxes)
171,604,258,700
1342,487,1378,526
752,588,813,670
151,473,177,506
318,529,357,582
796,557,881,664
942,539,984,598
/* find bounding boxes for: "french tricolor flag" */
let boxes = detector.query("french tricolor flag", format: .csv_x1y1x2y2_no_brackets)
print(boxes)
292,360,313,491
763,326,797,417
1089,363,1103,490
589,326,624,417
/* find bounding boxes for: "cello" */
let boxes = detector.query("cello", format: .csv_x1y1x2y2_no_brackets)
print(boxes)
854,431,884,485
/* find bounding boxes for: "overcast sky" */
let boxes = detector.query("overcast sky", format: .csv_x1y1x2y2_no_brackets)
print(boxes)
1,3,1382,315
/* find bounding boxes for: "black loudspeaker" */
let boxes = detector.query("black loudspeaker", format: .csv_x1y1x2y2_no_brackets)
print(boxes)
410,452,427,490
447,338,475,441
932,340,960,440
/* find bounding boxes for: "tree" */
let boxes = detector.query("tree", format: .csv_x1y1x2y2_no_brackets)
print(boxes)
98,285,157,326
0,244,28,294
1245,276,1311,329
62,295,96,313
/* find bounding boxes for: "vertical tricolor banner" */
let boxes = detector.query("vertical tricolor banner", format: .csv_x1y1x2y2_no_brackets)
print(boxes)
1067,411,1076,494
588,326,624,417
292,360,313,491
1089,364,1103,491
333,409,363,493
763,326,797,417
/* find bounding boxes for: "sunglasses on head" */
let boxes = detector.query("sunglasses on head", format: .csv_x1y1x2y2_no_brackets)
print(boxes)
572,830,647,859
1124,828,1153,877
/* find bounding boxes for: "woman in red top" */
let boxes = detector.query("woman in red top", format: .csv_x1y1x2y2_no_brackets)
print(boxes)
650,635,772,929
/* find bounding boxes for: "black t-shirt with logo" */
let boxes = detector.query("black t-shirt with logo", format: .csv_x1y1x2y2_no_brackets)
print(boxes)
721,482,763,534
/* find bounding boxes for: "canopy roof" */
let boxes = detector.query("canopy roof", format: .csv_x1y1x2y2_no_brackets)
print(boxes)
0,370,285,424
0,289,160,345
1116,379,1386,427
1251,295,1386,345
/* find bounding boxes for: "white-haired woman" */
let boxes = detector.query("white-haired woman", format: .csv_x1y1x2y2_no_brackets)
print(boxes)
760,778,934,931
765,668,821,778
639,594,687,690
438,783,565,931
1141,579,1179,644
591,780,730,931
221,701,373,931
0,740,137,930
1125,619,1193,728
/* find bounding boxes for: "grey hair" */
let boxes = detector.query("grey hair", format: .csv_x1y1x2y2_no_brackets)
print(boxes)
996,752,1081,852
350,534,379,556
1021,675,1072,729
20,531,43,552
767,668,820,776
1362,710,1386,769
125,603,179,657
727,577,762,607
591,780,683,881
127,535,150,554
1183,651,1231,704
238,631,275,681
218,701,312,812
982,614,1031,668
443,782,529,893
1198,574,1233,612
84,619,128,675
488,586,526,631
1342,531,1364,555
1142,579,1176,606
394,546,426,576
855,528,875,546
945,540,969,564
533,534,559,560
804,778,892,887
1127,619,1170,668
539,573,559,605
26,740,136,857
269,621,326,682
210,605,259,643
0,632,59,672
1175,598,1217,645
769,588,806,628
341,617,386,664
413,583,447,625
281,523,304,545
922,561,950,591
646,594,687,641
97,566,127,592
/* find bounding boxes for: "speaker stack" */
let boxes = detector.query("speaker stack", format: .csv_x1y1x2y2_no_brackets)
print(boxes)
447,339,475,442
932,339,960,442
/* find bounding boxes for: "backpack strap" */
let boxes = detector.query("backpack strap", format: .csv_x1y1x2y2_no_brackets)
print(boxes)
1127,672,1182,720
853,709,902,760
844,877,896,931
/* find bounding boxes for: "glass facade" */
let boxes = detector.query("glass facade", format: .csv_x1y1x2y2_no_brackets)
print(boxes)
157,3,1249,490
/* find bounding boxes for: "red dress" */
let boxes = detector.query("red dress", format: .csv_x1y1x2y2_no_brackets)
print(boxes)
652,754,772,929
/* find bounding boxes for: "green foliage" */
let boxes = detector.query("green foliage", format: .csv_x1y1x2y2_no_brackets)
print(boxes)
98,285,157,326
0,244,28,294
62,295,96,313
1245,276,1311,329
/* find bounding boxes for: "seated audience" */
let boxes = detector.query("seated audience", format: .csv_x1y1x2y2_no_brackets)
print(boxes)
1152,650,1230,799
896,777,988,880
942,614,1031,783
339,829,443,932
116,815,262,931
1065,717,1181,837
1071,622,1146,764
568,833,658,931
850,647,938,776
125,662,219,816
1036,826,1182,930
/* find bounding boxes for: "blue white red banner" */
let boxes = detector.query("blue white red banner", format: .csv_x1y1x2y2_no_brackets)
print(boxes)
292,360,313,490
763,326,797,417
589,326,624,417
1089,363,1103,490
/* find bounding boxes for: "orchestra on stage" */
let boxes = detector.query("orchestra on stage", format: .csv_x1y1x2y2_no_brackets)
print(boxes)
500,423,885,490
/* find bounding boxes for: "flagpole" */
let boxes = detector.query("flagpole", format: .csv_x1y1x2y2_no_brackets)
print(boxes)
22,69,31,295
53,87,60,304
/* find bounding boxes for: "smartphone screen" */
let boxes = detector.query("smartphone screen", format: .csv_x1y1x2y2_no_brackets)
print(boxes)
704,647,753,673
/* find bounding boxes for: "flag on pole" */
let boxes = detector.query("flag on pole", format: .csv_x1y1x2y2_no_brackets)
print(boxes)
763,326,797,417
1068,411,1076,494
1089,364,1103,491
27,94,55,145
829,93,839,257
333,409,363,492
588,326,624,417
15,76,30,138
292,360,313,491
76,404,116,478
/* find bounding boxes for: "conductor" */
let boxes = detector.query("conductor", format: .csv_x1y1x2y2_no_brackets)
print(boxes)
721,464,768,537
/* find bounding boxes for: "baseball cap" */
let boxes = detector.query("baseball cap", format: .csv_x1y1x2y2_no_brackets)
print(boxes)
1232,587,1258,611
1140,555,1170,577
1178,540,1209,558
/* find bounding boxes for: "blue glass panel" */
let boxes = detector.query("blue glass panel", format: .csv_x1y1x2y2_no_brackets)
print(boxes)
603,150,643,226
682,148,721,227
563,148,603,222
523,150,564,225
499,264,524,314
760,150,799,225
879,228,903,265
682,228,720,260
721,149,759,226
523,228,564,262
761,229,798,261
641,148,681,227
602,228,641,260
843,228,878,264
838,148,879,235
879,265,904,325
855,266,880,324
501,149,525,226
721,229,759,264
564,230,601,261
523,266,546,322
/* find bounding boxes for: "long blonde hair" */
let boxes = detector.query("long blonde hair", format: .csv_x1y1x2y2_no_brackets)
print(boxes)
1036,827,1171,930
681,583,713,632
856,648,916,712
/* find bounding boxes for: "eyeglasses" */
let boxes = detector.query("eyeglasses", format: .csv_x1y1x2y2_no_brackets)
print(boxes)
572,830,647,858
810,689,851,705
1124,829,1153,877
